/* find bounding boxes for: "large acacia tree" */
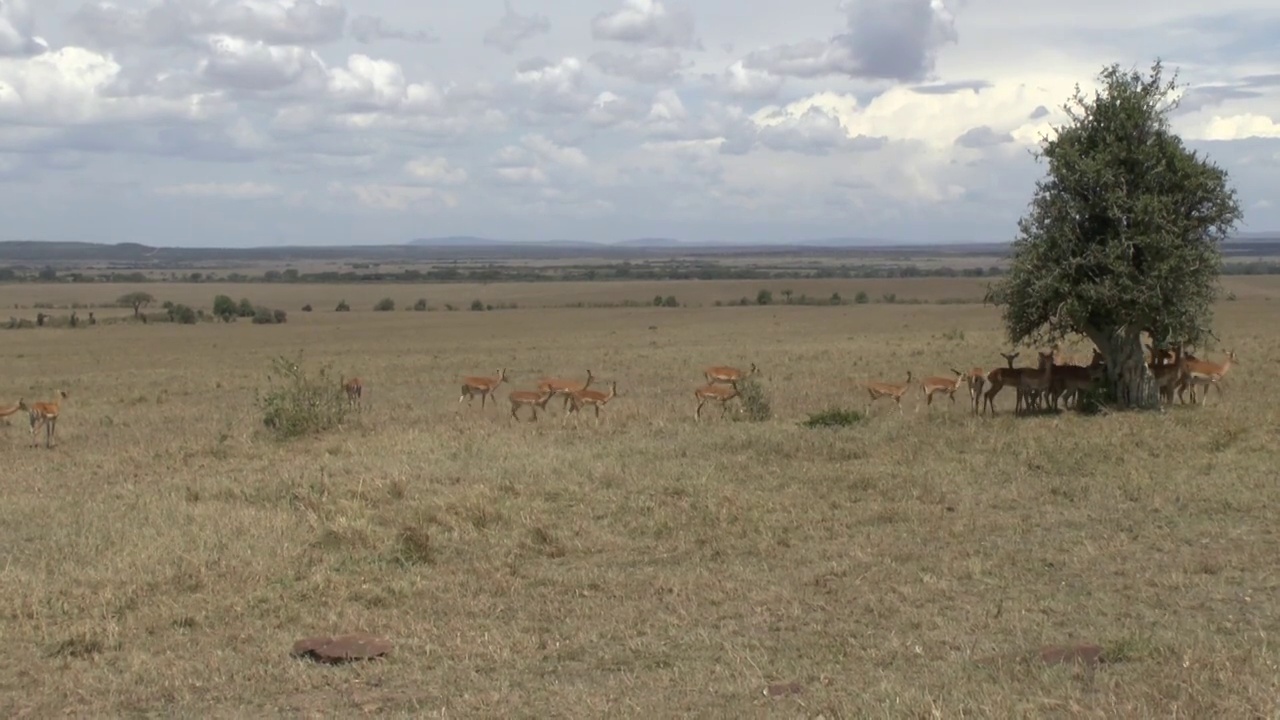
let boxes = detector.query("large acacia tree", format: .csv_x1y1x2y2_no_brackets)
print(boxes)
988,60,1242,409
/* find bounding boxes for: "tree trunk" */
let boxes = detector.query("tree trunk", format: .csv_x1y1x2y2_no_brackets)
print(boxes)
1085,326,1160,410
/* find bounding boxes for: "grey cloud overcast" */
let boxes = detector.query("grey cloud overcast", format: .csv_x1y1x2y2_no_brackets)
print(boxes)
1,0,1278,246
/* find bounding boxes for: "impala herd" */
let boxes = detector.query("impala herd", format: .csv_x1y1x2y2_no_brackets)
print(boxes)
0,343,1239,448
864,342,1239,416
447,363,759,423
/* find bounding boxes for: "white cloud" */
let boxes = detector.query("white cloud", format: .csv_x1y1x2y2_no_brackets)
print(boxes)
404,156,468,184
1196,113,1280,140
0,0,1276,245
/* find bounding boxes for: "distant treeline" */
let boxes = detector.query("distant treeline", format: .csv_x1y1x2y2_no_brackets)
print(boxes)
3,260,1280,284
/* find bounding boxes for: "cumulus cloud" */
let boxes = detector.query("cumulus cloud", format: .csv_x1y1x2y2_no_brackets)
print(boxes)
2,0,1278,245
483,1,550,54
591,0,700,50
743,0,958,82
513,56,592,114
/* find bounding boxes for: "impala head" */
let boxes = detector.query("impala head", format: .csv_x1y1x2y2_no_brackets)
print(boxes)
56,390,68,400
17,398,26,410
497,368,507,380
1000,352,1018,366
748,363,758,375
1226,349,1238,364
1089,348,1105,367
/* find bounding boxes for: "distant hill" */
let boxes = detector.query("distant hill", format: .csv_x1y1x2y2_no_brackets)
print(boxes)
2,233,1279,265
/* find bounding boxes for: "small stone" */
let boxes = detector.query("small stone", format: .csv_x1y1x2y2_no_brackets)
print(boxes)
291,633,392,664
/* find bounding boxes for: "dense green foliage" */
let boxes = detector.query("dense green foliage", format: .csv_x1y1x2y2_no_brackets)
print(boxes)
990,60,1242,352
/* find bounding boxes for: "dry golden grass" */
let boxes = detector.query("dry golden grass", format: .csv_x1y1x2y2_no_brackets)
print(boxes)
2,277,1279,717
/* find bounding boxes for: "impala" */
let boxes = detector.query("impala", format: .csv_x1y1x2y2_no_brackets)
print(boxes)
1176,350,1237,406
1017,351,1056,414
567,380,618,422
1149,343,1186,406
21,390,68,449
964,367,986,415
983,351,1052,416
537,369,594,412
508,387,556,422
865,371,913,414
340,375,364,408
1048,349,1105,410
920,369,966,410
1145,343,1176,367
0,400,21,418
694,381,740,421
459,368,507,410
705,363,757,386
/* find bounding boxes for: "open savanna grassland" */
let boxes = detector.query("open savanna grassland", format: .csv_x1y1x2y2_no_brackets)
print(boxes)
2,276,1279,717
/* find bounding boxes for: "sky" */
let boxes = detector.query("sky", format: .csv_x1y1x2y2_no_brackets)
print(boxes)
1,0,1279,247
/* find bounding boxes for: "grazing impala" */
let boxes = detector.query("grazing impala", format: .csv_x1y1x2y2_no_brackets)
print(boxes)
21,390,68,448
705,363,757,386
567,380,618,422
508,387,556,422
340,375,364,408
694,381,740,421
537,369,594,413
459,368,507,410
1176,349,1237,406
920,369,966,410
865,372,913,414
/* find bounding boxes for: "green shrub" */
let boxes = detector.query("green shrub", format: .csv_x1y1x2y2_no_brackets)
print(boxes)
374,297,395,312
413,298,428,311
735,377,772,422
257,354,350,440
802,408,865,428
213,294,237,321
470,299,485,311
168,303,198,324
335,300,350,312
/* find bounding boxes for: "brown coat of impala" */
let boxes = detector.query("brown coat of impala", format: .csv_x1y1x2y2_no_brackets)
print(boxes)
508,387,556,422
537,369,594,412
694,381,740,420
1176,350,1237,406
567,381,618,421
341,375,364,408
459,369,507,410
865,371,913,414
704,363,757,386
22,390,68,449
920,369,966,410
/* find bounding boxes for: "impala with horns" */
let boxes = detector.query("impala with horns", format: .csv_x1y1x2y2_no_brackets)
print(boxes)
1176,349,1237,406
537,369,594,413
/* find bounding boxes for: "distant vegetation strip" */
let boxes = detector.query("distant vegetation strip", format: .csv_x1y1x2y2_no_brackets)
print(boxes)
3,259,1280,285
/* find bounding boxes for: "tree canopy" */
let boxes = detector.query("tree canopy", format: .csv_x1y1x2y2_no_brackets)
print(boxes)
987,60,1242,407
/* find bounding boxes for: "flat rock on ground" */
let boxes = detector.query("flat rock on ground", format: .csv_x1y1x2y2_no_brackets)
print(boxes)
291,633,392,664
